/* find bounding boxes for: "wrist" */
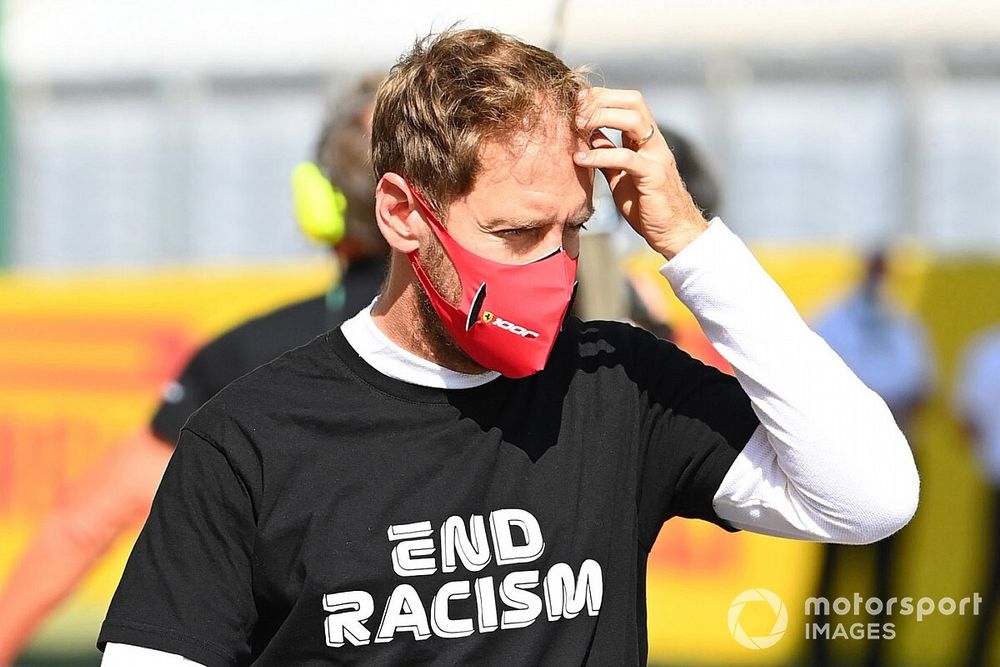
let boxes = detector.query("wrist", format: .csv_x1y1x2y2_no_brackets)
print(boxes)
655,218,710,261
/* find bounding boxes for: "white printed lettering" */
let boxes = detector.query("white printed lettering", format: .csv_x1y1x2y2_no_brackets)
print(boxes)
375,584,432,643
499,570,542,630
441,515,492,573
430,580,474,639
490,509,545,566
323,591,375,647
388,521,437,577
492,317,540,338
475,576,500,633
322,510,604,651
543,559,603,621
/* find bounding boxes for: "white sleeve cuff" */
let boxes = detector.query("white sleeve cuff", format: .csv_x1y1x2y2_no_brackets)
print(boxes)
102,643,207,666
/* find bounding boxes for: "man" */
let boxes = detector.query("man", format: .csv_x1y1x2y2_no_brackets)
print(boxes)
809,248,934,667
98,29,918,666
954,324,1000,667
0,74,386,666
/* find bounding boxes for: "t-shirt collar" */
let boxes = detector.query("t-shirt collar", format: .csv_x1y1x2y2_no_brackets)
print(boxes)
340,299,501,390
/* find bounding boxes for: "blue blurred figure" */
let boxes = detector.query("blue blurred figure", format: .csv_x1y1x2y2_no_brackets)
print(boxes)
811,248,935,667
954,323,1000,667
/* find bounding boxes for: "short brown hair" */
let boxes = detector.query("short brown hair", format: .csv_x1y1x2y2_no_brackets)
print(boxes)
316,72,383,244
371,28,588,213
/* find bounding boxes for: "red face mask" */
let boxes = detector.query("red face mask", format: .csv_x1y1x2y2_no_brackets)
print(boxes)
406,190,578,379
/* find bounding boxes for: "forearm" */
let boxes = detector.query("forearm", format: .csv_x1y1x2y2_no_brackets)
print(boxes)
0,495,140,662
0,431,172,662
661,219,919,544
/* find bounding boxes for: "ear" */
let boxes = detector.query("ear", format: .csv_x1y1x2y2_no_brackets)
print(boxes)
375,173,423,254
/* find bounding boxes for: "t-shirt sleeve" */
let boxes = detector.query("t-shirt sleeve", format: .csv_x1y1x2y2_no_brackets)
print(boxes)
150,345,226,445
631,329,760,549
97,427,258,667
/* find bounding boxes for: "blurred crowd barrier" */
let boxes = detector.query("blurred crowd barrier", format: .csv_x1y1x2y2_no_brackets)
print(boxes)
2,245,997,665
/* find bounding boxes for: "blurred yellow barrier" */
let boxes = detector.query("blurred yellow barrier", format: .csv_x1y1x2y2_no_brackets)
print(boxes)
0,261,333,652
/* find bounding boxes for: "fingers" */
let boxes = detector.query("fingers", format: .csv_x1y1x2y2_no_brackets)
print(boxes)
577,108,648,145
575,146,641,172
582,129,628,190
574,145,646,196
577,87,660,148
581,87,645,109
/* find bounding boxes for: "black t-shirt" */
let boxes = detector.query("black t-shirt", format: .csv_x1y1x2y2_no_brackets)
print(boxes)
150,257,387,445
99,317,760,666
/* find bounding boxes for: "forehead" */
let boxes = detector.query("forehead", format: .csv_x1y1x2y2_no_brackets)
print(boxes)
456,116,592,219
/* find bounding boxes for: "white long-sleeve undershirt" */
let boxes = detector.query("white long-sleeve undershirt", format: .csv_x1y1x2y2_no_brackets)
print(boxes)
661,218,919,545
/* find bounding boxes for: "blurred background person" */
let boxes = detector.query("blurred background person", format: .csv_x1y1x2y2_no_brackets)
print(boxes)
0,73,387,666
574,173,628,321
625,125,730,373
809,248,935,667
954,323,1000,667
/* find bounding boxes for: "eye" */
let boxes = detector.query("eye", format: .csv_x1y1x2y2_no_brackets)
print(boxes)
496,227,542,238
567,222,588,232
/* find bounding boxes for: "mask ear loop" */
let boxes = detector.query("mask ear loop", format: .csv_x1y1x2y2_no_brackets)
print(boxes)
407,242,462,310
562,281,580,331
405,184,461,304
408,187,445,230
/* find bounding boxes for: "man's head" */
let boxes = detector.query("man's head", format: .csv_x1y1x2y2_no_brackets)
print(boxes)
861,247,890,302
865,248,888,283
313,72,386,256
370,29,595,371
372,28,590,216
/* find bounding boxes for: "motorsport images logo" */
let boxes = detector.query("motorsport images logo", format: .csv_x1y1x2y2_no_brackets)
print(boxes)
728,588,788,649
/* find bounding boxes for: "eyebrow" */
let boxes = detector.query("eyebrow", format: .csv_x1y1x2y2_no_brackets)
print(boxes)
482,205,595,231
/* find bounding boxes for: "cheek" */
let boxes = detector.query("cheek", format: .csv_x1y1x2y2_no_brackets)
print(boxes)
421,233,463,304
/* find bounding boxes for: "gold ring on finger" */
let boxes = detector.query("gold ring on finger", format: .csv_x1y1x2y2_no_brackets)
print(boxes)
636,123,655,147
